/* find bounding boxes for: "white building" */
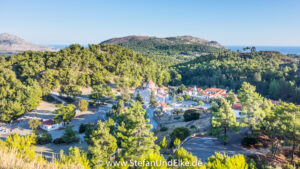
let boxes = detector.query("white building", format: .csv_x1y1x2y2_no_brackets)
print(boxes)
134,81,169,105
40,119,64,131
183,87,227,102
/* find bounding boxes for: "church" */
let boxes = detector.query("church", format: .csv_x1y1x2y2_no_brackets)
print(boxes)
134,81,169,105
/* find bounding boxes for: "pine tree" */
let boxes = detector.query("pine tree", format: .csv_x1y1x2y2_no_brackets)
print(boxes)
54,104,76,125
150,91,157,107
112,99,124,116
225,90,235,105
174,147,204,169
59,147,91,169
262,103,281,157
61,125,79,143
173,138,181,148
116,101,158,161
88,121,117,166
28,119,41,134
207,153,256,169
211,98,239,144
238,82,264,133
159,137,168,149
136,91,144,104
138,151,168,169
275,102,300,163
173,93,177,102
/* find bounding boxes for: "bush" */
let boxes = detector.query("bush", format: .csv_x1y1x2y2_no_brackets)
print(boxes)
42,94,55,102
79,123,87,133
36,131,52,145
241,136,259,147
190,125,196,129
183,109,200,122
78,100,89,112
183,95,191,100
198,100,205,106
173,109,183,116
84,124,95,144
170,127,190,141
177,96,184,102
61,125,80,144
174,116,181,120
170,127,190,147
160,126,168,132
53,138,65,144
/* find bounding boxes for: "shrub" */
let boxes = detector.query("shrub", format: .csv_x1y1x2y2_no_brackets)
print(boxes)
170,127,190,142
78,100,89,112
177,96,184,102
198,100,205,106
241,136,259,148
84,124,95,144
61,125,79,144
36,131,52,145
167,154,173,161
79,123,87,133
174,116,181,120
53,138,65,144
28,119,41,131
173,109,183,116
183,109,200,122
160,126,168,131
183,95,191,100
42,94,55,102
190,125,196,129
207,153,255,169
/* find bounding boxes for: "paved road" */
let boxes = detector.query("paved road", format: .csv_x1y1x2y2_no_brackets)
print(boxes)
182,131,269,161
146,108,158,131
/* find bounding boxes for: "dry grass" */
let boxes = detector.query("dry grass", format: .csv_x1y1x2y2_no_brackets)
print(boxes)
0,146,85,169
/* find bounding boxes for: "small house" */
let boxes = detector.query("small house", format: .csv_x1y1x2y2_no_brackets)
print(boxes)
40,119,63,131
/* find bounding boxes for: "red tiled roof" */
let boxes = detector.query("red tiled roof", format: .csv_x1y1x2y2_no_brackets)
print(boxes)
157,102,168,108
232,103,242,110
147,81,155,85
156,93,168,97
42,119,54,126
205,88,221,92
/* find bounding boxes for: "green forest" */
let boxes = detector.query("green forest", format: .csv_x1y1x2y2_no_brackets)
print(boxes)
112,38,223,65
1,43,300,122
0,44,177,122
173,50,300,103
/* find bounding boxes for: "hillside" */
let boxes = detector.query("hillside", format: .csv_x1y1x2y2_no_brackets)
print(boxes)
173,50,300,103
101,35,225,65
0,44,175,122
0,33,56,55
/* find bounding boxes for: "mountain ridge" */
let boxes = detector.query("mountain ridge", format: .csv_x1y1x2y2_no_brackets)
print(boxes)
101,35,224,48
0,33,56,54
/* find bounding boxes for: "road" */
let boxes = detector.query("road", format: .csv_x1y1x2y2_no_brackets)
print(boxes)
146,108,158,131
182,131,269,161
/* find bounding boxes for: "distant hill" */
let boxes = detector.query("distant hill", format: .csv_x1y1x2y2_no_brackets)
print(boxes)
101,35,225,65
0,33,56,55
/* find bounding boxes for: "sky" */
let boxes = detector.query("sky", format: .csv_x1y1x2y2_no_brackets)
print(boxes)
1,0,300,46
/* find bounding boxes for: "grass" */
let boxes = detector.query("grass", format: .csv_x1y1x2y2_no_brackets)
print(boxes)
0,146,85,169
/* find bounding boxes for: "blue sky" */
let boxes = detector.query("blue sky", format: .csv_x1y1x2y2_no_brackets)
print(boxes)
1,0,300,46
